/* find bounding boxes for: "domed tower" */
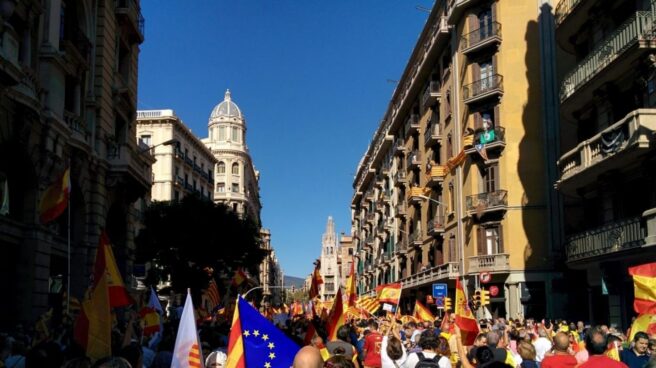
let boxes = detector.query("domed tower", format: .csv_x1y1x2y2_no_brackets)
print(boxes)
203,90,261,223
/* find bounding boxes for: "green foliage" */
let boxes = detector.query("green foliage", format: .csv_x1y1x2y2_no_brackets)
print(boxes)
135,195,267,293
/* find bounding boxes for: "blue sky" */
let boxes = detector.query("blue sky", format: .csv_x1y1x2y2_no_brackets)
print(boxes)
138,1,430,278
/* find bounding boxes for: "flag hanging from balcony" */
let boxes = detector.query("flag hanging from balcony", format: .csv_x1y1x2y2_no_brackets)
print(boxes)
455,279,479,345
446,150,466,171
376,283,402,304
629,262,656,314
309,260,323,299
475,144,488,161
39,167,71,224
413,300,435,322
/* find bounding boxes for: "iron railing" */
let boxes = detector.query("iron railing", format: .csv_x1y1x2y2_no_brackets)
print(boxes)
566,217,645,262
463,74,503,101
461,22,502,50
466,190,508,213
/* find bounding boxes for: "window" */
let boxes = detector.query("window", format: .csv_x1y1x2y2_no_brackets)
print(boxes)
217,183,225,192
448,236,458,262
193,180,197,190
139,135,151,146
184,174,189,185
217,162,225,174
218,126,226,140
478,225,502,255
232,183,239,193
175,166,180,176
232,163,239,175
478,8,493,38
482,163,499,193
479,59,494,91
174,191,180,201
448,183,455,213
231,127,239,142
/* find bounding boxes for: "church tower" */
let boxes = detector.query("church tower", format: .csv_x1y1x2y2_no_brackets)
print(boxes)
320,216,340,301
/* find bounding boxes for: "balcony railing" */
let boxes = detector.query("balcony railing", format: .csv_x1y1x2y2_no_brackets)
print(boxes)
468,254,510,273
463,74,503,104
400,262,460,288
410,228,423,246
395,204,407,218
409,186,424,204
405,114,420,135
422,80,442,107
424,123,441,146
465,190,508,215
175,176,184,186
116,0,145,41
464,126,506,154
566,217,645,263
407,150,421,169
560,12,655,102
428,213,446,236
366,212,376,223
64,110,87,137
394,170,407,186
557,109,656,186
461,22,502,53
394,138,407,155
554,0,584,26
365,235,375,247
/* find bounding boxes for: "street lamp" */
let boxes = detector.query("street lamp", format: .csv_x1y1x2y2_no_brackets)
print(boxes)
139,138,178,154
417,195,446,207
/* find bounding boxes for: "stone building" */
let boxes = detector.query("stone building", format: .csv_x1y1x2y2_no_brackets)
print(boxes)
0,0,147,326
339,233,355,289
319,216,340,301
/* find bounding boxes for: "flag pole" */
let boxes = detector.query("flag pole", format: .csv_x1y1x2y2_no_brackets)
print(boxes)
66,185,71,314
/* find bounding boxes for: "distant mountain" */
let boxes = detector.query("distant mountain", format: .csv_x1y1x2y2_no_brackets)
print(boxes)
284,275,305,289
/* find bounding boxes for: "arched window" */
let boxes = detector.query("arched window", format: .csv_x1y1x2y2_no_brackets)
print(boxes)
232,163,239,175
217,162,225,174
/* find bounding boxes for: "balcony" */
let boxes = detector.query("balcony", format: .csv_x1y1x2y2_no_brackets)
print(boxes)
395,204,407,218
424,122,442,147
427,165,447,186
468,254,510,273
175,176,185,187
394,138,407,156
106,142,154,194
556,109,656,193
407,150,421,170
184,155,193,167
404,114,420,135
566,217,647,264
409,186,425,205
463,74,503,105
422,80,442,108
395,239,409,255
560,12,655,105
465,190,508,217
365,191,375,202
464,126,506,156
428,213,446,236
382,162,391,175
394,171,407,187
401,262,460,288
115,0,145,43
461,22,502,55
366,212,376,224
365,235,375,248
64,110,89,147
410,228,423,247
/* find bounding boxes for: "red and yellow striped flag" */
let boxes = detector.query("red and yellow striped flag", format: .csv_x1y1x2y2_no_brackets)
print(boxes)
413,300,435,322
345,262,357,307
188,343,202,368
629,262,656,314
455,279,479,346
376,283,402,304
629,314,656,341
39,168,71,224
326,289,345,341
226,297,245,368
357,295,380,315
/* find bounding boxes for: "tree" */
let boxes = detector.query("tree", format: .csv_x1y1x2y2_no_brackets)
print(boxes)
135,195,267,294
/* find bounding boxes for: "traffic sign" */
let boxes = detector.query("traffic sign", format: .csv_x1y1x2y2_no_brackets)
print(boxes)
480,272,492,284
433,283,447,298
489,285,499,297
435,296,445,308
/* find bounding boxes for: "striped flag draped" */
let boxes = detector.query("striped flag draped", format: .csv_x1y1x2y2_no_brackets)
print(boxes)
39,168,71,224
203,279,221,311
629,262,656,314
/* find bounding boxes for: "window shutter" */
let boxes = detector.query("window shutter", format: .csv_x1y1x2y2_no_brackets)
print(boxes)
493,162,500,191
474,111,483,130
498,224,504,253
491,2,498,23
494,104,501,129
477,226,486,255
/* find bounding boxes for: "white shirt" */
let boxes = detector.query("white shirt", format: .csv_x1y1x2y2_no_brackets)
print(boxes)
381,336,408,368
533,337,553,362
402,351,451,368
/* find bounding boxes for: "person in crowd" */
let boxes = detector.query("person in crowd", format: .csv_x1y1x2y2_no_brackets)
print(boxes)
402,332,451,368
293,346,324,368
532,327,552,362
579,326,627,368
362,320,382,368
324,354,356,368
205,351,227,368
381,321,407,367
486,331,516,366
326,325,360,367
620,331,650,368
541,332,577,368
648,338,656,356
3,340,25,368
517,341,538,368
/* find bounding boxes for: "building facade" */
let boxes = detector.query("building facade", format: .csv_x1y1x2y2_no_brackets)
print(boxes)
259,228,284,304
202,90,261,222
351,0,566,318
319,216,340,301
136,110,216,202
0,0,147,326
554,0,656,328
339,233,355,288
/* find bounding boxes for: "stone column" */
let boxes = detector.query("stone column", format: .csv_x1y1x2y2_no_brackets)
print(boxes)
644,208,656,246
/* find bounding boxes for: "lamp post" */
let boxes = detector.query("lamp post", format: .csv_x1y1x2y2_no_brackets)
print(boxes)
416,195,446,207
139,138,178,154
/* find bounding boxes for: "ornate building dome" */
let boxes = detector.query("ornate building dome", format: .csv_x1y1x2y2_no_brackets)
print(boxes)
210,89,242,121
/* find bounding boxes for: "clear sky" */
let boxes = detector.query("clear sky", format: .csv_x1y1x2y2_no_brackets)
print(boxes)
138,0,430,278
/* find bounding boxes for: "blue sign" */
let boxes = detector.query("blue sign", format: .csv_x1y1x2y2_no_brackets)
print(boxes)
433,283,447,298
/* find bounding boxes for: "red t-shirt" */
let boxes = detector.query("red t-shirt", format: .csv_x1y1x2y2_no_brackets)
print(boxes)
579,355,629,368
363,331,383,367
541,354,578,368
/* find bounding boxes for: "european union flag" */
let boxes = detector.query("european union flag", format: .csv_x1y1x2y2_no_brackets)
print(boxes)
237,296,300,367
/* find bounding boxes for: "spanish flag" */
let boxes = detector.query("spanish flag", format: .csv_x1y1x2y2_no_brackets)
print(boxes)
73,269,111,361
345,262,357,307
376,283,402,304
413,300,435,322
454,279,479,345
629,314,656,341
606,340,621,361
309,261,323,299
39,168,71,224
95,232,134,308
629,262,656,314
326,289,345,341
231,269,248,287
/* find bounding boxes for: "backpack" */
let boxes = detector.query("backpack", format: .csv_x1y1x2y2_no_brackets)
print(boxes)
414,352,441,368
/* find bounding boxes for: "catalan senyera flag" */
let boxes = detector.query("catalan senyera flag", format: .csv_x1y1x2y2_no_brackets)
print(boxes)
629,262,656,314
376,283,402,304
629,314,656,341
357,295,380,315
226,296,300,368
309,261,323,300
203,279,221,312
172,291,204,368
326,289,345,341
39,168,71,224
96,232,134,308
455,279,479,346
413,300,435,322
345,262,357,307
73,269,111,361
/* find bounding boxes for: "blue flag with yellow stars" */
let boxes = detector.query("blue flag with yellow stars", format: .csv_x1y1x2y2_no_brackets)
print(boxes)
237,296,300,367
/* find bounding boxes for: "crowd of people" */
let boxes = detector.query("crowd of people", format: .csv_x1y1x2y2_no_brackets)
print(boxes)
2,302,656,368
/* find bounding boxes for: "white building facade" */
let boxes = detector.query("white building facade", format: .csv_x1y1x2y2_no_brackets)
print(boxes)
320,216,340,301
